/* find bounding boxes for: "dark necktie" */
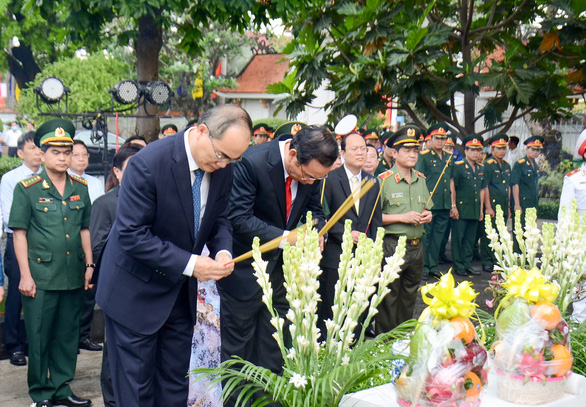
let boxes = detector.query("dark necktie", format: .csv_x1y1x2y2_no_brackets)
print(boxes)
192,169,205,238
285,176,292,221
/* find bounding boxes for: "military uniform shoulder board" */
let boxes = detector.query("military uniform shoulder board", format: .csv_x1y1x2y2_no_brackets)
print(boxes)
70,174,88,186
415,170,426,179
478,162,484,167
378,169,394,180
567,169,580,177
518,158,526,164
420,150,430,155
455,160,465,165
487,158,495,164
503,159,509,164
20,175,42,188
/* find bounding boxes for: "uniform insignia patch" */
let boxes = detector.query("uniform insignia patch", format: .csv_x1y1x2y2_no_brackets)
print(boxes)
70,174,88,186
20,175,42,188
38,198,53,203
42,180,50,189
391,192,404,198
395,174,401,183
378,170,394,180
414,170,426,179
70,195,81,201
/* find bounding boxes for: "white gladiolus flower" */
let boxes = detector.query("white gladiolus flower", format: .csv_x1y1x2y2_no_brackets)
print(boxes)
289,373,307,388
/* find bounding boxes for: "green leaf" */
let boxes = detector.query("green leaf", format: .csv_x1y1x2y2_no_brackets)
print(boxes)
405,27,429,51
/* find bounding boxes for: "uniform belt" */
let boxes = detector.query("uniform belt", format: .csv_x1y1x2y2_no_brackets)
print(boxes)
385,234,421,246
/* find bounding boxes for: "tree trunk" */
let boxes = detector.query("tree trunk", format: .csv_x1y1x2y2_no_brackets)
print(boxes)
136,13,163,142
5,42,42,89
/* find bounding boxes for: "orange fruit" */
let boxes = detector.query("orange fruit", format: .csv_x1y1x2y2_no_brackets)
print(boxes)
463,371,482,398
450,317,475,344
549,344,572,377
531,301,561,330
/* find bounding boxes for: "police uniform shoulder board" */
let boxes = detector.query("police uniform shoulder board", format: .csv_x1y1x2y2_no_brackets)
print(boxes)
420,150,430,155
414,170,426,179
567,169,580,177
378,169,394,180
21,175,42,188
518,158,526,164
69,174,88,186
455,160,465,165
486,158,495,165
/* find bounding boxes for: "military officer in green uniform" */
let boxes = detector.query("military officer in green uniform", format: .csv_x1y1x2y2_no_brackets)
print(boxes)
480,134,512,272
375,125,432,334
375,131,393,176
9,119,93,407
415,123,453,280
511,136,543,244
450,135,486,277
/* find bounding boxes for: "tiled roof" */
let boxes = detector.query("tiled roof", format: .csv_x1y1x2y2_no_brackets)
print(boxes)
222,54,290,94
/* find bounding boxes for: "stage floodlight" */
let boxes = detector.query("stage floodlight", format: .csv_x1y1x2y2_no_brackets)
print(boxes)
110,80,140,104
36,77,68,104
144,81,173,105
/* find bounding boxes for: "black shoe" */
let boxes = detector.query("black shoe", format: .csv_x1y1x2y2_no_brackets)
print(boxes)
53,394,92,407
79,338,103,351
429,270,442,279
421,272,429,281
482,265,493,273
10,351,26,366
455,269,468,277
35,400,52,407
468,267,481,276
365,324,376,338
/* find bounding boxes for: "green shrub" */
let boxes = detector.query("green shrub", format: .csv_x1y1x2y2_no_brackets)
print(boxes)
252,118,289,130
538,199,559,220
0,156,23,178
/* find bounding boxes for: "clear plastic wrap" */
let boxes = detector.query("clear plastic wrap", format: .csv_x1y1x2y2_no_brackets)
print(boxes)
492,298,573,404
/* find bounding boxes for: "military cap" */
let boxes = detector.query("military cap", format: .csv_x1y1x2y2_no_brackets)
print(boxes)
574,129,586,159
427,123,449,138
418,133,425,143
385,125,422,149
488,133,509,147
463,134,484,149
34,118,75,148
445,134,457,146
324,124,335,133
363,129,379,140
524,135,544,149
424,134,432,142
161,124,178,136
186,119,198,128
253,123,271,137
274,121,307,138
380,131,394,145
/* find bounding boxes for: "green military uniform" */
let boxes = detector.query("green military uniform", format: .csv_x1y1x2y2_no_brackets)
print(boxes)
480,134,511,268
415,123,453,279
8,119,92,405
375,131,393,176
375,126,431,334
451,135,486,276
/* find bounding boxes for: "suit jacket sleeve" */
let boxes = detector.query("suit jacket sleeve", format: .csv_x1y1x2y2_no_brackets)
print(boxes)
89,193,115,261
229,156,285,243
202,170,233,259
115,153,192,279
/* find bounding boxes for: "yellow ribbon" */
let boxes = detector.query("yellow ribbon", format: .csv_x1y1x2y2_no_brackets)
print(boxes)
419,271,479,326
495,267,559,317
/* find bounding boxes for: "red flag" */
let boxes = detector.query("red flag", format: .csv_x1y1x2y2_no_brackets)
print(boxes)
215,62,222,76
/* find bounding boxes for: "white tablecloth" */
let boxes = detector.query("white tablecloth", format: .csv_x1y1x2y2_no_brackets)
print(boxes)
340,371,586,407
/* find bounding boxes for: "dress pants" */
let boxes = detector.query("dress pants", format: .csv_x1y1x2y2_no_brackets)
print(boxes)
22,288,83,403
220,274,289,407
452,218,479,272
79,285,97,343
423,209,450,275
375,236,424,334
3,235,26,354
105,281,192,407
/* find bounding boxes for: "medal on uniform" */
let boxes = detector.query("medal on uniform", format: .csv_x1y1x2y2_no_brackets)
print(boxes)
70,195,81,201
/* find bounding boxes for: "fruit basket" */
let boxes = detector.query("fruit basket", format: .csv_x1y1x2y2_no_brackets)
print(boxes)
395,272,488,407
491,267,573,404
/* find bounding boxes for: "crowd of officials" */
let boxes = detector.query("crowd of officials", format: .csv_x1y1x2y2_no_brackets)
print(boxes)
0,105,584,407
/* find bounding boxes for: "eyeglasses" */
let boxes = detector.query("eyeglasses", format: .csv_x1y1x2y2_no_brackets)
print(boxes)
204,124,242,163
299,163,328,181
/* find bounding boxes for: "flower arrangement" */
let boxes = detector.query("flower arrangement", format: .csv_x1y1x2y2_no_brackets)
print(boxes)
491,267,573,404
395,272,489,407
485,203,586,316
192,214,414,407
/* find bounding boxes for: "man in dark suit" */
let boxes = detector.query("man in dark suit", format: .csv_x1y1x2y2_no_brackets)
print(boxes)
219,125,339,396
95,105,252,407
318,132,382,335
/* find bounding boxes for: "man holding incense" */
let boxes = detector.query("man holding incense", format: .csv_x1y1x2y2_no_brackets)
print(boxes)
220,125,338,405
375,125,432,334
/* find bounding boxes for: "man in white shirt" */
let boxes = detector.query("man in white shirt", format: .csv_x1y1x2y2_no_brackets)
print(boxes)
5,121,23,157
0,131,43,366
505,136,521,165
68,140,105,203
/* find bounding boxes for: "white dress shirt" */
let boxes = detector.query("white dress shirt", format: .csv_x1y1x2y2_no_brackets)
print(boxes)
1,163,43,234
558,162,586,220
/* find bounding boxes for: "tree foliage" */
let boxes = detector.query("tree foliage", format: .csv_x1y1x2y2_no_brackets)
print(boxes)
271,0,586,138
17,53,133,125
